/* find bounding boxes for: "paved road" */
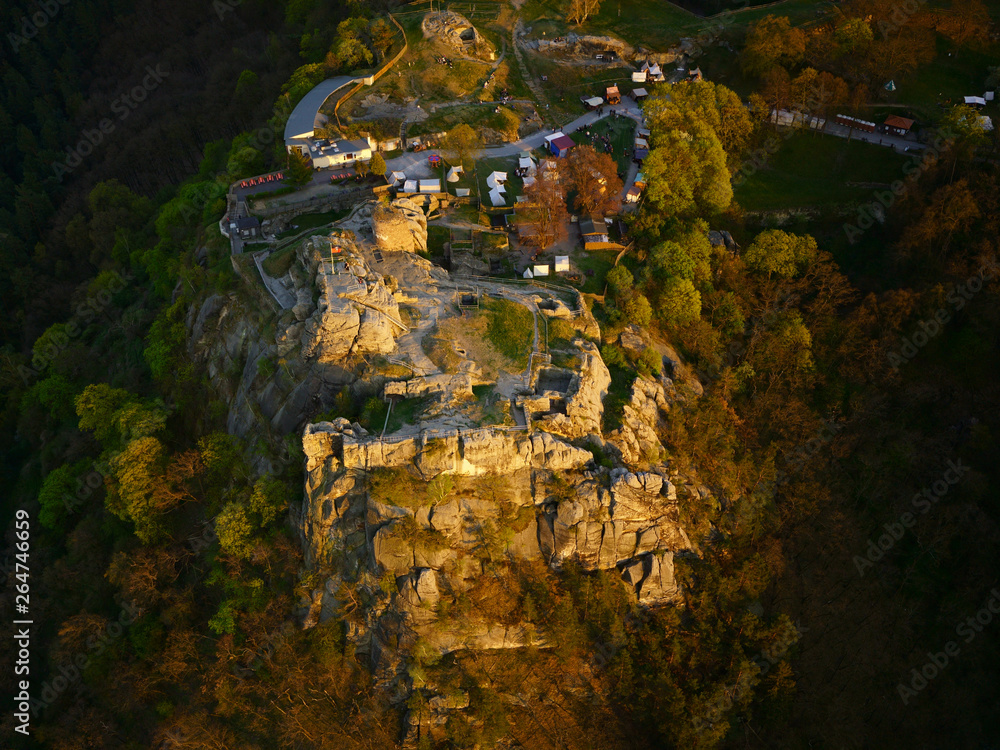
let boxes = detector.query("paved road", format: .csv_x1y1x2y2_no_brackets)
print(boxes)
385,98,646,177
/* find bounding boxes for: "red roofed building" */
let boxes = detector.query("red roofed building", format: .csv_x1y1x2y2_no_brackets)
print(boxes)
884,115,915,137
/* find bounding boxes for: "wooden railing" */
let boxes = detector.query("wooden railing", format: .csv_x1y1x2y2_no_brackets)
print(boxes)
334,14,409,130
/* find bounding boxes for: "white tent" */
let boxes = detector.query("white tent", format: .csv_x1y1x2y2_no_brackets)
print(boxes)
533,264,549,276
518,155,535,171
489,187,506,206
544,131,565,144
632,71,646,83
402,179,418,193
986,91,995,101
584,96,604,108
554,255,570,272
523,174,536,188
419,179,441,193
446,165,463,182
455,188,471,197
523,268,534,279
634,137,648,149
389,171,406,186
486,171,508,190
978,116,994,131
965,96,987,106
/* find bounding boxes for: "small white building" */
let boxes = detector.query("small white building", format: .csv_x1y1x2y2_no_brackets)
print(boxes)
305,138,373,169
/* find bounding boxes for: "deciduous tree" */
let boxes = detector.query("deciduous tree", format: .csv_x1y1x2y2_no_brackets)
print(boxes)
519,170,568,249
742,16,806,77
566,145,622,216
441,123,484,168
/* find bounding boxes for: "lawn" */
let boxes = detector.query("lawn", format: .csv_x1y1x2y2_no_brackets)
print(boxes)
733,131,909,211
481,297,534,368
475,155,524,208
278,208,350,236
262,245,296,277
520,0,832,51
570,115,636,174
572,249,618,295
882,35,1000,123
427,225,450,258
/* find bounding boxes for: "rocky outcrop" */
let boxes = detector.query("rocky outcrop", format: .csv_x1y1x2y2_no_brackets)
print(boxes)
384,372,473,401
299,414,694,680
295,233,406,361
529,340,611,440
372,198,427,255
607,378,674,467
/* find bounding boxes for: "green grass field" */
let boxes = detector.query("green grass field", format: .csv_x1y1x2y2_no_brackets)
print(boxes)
482,297,534,368
571,115,636,174
520,0,833,51
734,131,909,211
475,155,524,208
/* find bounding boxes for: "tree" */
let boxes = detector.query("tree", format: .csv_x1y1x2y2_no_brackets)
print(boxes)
369,18,396,61
741,16,806,77
441,123,484,168
656,278,702,326
75,383,136,447
834,17,874,54
285,148,313,187
647,240,697,281
566,145,623,216
743,229,818,279
566,0,602,25
644,81,754,161
519,170,568,249
643,120,732,218
216,502,256,559
355,159,370,178
369,152,386,178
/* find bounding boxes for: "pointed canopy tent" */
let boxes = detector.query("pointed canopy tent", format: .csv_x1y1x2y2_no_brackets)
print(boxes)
523,268,534,279
486,171,508,190
489,187,506,206
446,166,463,182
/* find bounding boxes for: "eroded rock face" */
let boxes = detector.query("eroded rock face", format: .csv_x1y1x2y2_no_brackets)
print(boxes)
294,234,405,361
299,417,693,675
530,339,611,440
607,378,675,467
371,198,427,255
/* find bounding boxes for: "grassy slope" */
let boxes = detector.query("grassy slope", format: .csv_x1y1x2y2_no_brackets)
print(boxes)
734,131,909,211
